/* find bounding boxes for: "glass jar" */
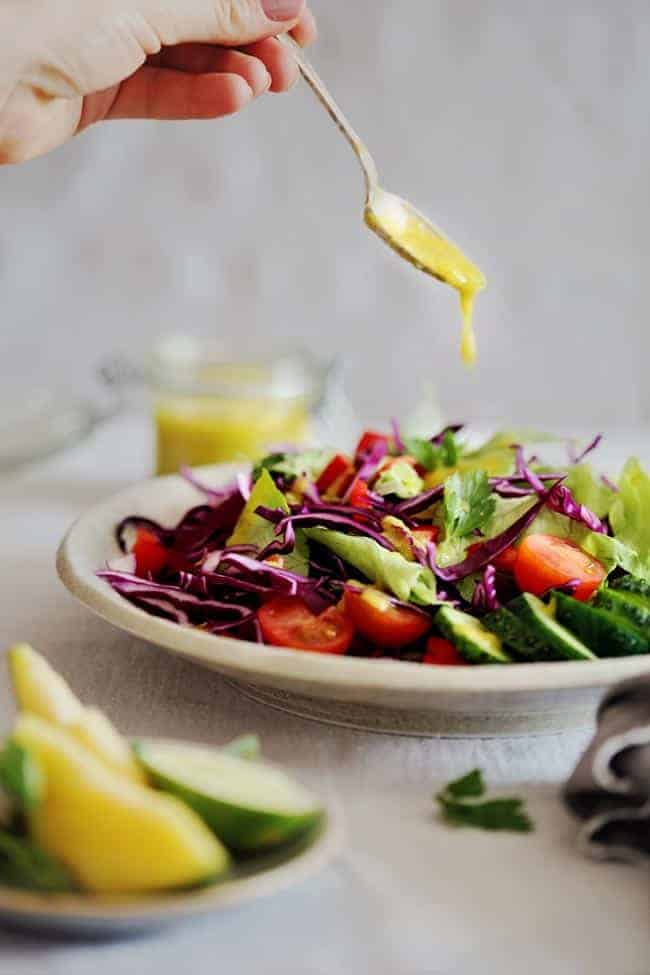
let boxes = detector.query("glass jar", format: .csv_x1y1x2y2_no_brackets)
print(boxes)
146,335,343,475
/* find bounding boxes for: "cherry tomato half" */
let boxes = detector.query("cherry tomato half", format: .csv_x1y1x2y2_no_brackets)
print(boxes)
258,597,355,655
345,587,431,648
422,637,466,666
316,453,352,493
132,529,168,577
514,533,606,602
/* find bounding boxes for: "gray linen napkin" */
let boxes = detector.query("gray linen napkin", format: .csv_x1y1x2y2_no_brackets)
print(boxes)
564,674,650,863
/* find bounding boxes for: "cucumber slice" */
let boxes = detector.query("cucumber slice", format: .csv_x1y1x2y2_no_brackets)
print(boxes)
595,588,650,629
435,607,511,664
554,592,649,657
482,607,555,661
134,742,323,853
610,575,650,600
507,594,595,662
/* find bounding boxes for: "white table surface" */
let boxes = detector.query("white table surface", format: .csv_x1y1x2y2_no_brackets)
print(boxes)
0,415,648,975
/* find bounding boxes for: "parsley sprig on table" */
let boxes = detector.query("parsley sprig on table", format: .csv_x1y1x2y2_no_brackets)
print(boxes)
435,769,534,833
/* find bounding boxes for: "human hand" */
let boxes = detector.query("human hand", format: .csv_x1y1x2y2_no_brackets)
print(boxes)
0,0,316,164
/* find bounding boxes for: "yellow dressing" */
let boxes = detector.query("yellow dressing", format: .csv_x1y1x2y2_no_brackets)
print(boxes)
364,190,485,365
155,396,308,475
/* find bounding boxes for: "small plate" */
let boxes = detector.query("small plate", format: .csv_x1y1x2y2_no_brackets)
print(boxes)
57,465,650,738
0,785,341,937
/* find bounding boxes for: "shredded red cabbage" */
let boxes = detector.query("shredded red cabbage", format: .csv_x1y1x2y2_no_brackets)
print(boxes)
471,564,500,612
546,483,607,534
568,434,603,466
255,508,395,551
393,485,445,517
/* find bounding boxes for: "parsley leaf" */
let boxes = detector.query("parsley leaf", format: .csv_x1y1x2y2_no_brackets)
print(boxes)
443,471,496,539
445,768,485,799
402,432,462,473
435,768,534,833
437,796,534,833
402,437,437,472
440,430,459,466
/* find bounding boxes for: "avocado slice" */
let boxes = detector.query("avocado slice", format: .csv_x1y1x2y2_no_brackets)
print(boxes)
134,741,323,854
483,606,559,661
610,575,650,600
506,594,595,662
554,591,649,657
434,606,511,664
595,588,650,630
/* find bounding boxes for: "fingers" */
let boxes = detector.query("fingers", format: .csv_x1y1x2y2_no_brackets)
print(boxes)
238,37,298,92
290,7,317,46
104,66,254,120
148,0,307,48
152,45,271,96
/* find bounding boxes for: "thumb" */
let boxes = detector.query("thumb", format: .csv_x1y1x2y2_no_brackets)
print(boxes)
150,0,307,47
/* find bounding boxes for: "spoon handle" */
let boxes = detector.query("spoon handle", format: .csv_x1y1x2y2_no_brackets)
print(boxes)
278,34,378,200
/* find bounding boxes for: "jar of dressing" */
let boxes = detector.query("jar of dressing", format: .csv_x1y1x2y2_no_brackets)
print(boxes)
146,335,344,475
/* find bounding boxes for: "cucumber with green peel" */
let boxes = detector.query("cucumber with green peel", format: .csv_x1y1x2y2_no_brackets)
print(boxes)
134,741,323,854
482,606,558,661
609,575,650,601
554,592,649,657
435,606,511,664
506,594,595,662
595,588,650,630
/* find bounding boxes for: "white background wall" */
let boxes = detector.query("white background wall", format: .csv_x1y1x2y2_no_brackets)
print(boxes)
2,0,649,431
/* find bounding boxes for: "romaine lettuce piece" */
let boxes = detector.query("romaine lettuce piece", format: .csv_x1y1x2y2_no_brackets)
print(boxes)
565,464,617,519
304,528,438,605
609,459,650,559
228,470,308,576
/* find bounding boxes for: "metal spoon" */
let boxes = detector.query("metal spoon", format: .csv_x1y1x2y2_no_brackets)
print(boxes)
279,35,485,365
279,35,484,292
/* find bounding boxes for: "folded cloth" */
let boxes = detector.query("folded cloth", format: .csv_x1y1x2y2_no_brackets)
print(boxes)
564,674,650,864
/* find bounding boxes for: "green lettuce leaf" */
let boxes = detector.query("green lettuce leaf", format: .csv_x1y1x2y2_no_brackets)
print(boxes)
252,449,333,484
304,528,438,605
565,464,617,519
375,460,423,499
609,458,650,558
228,469,309,575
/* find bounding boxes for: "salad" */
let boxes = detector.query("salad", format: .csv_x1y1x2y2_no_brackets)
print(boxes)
100,423,650,666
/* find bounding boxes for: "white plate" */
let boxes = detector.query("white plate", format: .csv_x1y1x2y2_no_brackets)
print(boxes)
57,465,650,737
0,753,341,937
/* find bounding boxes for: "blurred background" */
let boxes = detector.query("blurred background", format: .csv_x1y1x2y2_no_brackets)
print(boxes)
1,0,650,435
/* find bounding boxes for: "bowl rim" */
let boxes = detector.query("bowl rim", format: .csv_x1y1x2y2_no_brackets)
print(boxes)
56,463,650,697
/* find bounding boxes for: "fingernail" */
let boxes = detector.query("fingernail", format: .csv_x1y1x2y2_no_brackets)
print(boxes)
261,0,304,22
